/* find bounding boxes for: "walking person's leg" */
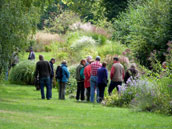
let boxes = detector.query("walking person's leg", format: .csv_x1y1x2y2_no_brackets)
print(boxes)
116,82,122,92
61,82,66,100
86,87,90,101
102,85,106,100
40,78,45,99
49,77,53,98
45,77,51,100
98,83,102,102
59,82,62,99
90,76,96,102
81,82,85,101
108,81,115,95
96,82,100,103
76,82,81,100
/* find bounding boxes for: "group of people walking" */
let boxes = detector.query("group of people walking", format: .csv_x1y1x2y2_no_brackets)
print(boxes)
75,56,138,103
34,55,70,100
34,54,138,103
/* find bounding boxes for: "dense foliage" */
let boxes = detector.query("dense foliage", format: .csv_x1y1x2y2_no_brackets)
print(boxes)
104,77,172,115
113,0,172,66
0,0,55,76
9,61,35,85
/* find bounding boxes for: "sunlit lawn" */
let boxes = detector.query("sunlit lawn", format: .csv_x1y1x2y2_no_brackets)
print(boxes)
20,52,53,62
0,83,172,129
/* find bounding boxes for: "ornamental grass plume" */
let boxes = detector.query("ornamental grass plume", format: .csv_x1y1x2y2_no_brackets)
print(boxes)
71,36,97,50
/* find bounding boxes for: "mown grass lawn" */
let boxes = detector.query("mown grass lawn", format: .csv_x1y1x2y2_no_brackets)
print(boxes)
20,52,53,62
0,83,172,129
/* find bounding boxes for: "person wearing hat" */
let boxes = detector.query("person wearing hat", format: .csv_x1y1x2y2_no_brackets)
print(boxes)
90,56,102,103
49,58,56,98
28,48,35,60
108,57,125,95
57,60,70,100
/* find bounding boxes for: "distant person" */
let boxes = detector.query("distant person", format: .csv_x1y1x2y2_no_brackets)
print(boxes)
124,63,138,84
108,57,125,95
56,60,70,100
28,48,35,60
97,62,108,102
76,59,86,101
90,56,102,103
49,58,56,98
84,60,94,101
34,55,51,100
11,49,19,67
86,56,92,66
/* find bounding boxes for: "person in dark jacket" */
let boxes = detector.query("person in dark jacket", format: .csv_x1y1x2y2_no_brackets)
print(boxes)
124,63,138,84
76,59,86,101
97,62,108,102
57,60,70,100
34,55,51,100
28,48,35,60
49,58,55,98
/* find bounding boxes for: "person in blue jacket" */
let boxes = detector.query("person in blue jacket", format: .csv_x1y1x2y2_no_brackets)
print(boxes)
97,62,108,102
58,60,70,100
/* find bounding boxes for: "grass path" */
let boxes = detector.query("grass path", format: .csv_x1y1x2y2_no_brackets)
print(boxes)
0,84,172,129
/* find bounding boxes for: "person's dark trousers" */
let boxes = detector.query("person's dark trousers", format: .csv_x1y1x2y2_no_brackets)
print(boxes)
98,83,106,102
50,77,53,98
86,87,90,101
59,82,66,100
40,77,51,100
76,82,85,101
108,81,122,95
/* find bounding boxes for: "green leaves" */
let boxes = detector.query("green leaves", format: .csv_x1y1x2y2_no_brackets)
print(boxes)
113,0,172,66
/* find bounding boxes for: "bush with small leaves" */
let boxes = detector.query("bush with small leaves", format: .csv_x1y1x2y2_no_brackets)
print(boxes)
9,60,36,85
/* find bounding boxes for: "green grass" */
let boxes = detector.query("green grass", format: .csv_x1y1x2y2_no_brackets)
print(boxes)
0,83,172,129
20,52,53,62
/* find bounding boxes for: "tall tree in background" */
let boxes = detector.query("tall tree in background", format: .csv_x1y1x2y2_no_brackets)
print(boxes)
0,0,53,76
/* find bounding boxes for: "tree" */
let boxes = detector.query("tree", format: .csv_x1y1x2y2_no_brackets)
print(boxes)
113,0,172,66
0,0,53,76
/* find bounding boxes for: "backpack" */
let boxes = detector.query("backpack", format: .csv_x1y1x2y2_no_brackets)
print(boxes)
56,66,63,80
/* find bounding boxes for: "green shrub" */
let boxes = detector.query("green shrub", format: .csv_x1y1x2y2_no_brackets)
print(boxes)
113,0,172,66
45,10,80,34
9,60,35,85
66,65,77,95
98,41,126,58
44,45,51,52
89,33,107,45
103,77,172,115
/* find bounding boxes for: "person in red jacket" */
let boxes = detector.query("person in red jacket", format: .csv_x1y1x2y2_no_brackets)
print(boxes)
84,60,93,101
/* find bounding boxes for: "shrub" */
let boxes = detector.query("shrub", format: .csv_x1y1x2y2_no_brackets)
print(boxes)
89,33,107,45
45,10,80,34
9,60,35,85
113,0,172,66
66,65,77,95
103,77,172,115
71,36,97,50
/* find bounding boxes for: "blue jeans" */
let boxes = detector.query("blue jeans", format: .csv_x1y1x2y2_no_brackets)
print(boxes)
40,77,51,99
90,76,99,103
